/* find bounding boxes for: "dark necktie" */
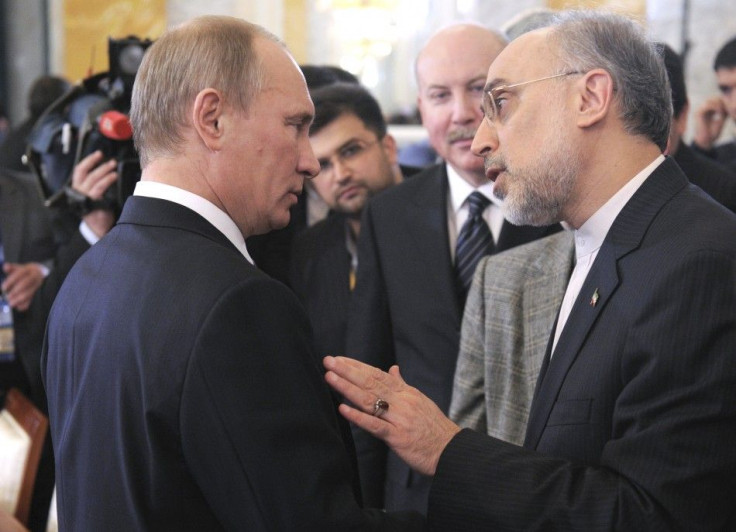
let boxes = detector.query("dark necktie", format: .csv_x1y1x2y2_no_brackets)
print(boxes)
455,191,494,302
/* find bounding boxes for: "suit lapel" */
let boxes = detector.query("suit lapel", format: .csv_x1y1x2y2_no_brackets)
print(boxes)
404,164,461,315
524,158,689,449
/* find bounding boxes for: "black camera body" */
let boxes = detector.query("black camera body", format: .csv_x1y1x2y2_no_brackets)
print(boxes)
25,36,153,217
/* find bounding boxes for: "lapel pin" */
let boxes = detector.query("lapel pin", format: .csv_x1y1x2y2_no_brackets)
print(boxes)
590,288,600,307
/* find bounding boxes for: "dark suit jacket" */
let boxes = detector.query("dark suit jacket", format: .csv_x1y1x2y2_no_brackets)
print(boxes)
290,212,351,357
428,158,736,531
41,196,422,531
0,170,57,398
346,163,559,513
673,141,736,212
692,139,736,174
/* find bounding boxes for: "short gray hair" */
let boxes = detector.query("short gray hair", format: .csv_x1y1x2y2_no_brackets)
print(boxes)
549,11,671,151
130,16,282,167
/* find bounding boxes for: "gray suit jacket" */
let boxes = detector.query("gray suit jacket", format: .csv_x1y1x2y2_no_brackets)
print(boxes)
450,231,574,445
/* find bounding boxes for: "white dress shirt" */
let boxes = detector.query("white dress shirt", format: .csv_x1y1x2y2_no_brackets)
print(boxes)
133,180,253,264
551,155,665,356
446,164,505,262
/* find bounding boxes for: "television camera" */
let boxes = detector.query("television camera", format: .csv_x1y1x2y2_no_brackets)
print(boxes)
25,36,153,217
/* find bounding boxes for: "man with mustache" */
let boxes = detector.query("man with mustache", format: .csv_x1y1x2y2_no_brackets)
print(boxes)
326,11,736,530
345,23,559,514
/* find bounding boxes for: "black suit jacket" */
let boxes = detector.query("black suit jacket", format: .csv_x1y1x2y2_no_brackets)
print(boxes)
42,196,422,531
692,139,736,174
346,163,559,513
290,212,352,357
429,158,736,531
673,141,736,212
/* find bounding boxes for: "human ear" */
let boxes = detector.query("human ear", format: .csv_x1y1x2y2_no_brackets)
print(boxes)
575,69,614,129
192,88,224,150
382,133,399,165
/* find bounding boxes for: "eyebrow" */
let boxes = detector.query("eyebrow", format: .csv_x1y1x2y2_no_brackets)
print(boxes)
288,112,314,127
425,76,488,91
484,78,512,92
316,137,367,161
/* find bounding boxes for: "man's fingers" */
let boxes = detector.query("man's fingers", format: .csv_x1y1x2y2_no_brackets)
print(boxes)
337,403,393,439
74,150,105,175
324,369,378,413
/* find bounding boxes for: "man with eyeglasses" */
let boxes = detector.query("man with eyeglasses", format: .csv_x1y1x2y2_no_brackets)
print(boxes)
290,82,408,360
324,11,736,530
693,36,736,173
344,23,561,515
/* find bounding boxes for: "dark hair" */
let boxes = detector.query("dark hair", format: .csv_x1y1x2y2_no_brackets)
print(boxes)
300,65,359,91
29,75,70,118
661,43,687,118
309,82,386,138
714,36,736,71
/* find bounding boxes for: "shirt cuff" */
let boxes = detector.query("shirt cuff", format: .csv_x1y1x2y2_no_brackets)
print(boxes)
79,220,101,246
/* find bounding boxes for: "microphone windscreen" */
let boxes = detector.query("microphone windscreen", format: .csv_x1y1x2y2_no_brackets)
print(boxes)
98,110,133,140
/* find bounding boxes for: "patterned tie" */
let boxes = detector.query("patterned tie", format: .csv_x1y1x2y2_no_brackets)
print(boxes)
455,191,494,302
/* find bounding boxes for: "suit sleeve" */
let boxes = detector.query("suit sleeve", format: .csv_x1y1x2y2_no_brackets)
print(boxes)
179,277,422,531
448,257,488,434
430,248,736,531
345,202,395,508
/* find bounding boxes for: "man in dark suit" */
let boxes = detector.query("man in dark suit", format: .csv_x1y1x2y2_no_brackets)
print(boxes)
662,43,736,212
290,83,406,358
325,11,736,530
345,23,559,513
693,36,736,173
41,16,422,531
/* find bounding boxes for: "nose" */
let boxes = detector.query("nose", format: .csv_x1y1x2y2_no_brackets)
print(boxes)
452,90,483,125
300,139,320,179
471,118,498,158
332,158,352,184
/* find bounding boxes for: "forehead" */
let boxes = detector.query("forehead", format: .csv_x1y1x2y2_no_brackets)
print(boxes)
417,27,503,88
310,114,374,153
716,66,736,85
257,38,312,104
486,29,556,86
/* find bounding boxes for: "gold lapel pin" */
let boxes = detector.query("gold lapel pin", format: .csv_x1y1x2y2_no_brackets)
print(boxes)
590,288,600,307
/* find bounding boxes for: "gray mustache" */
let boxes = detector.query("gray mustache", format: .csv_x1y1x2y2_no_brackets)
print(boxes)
446,128,477,143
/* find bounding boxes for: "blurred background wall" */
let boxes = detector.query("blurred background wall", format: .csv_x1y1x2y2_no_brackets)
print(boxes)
1,0,735,141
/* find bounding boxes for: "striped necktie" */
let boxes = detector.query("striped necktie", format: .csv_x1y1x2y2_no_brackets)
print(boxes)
455,191,494,303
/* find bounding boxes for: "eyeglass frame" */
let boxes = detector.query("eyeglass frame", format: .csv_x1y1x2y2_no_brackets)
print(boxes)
482,71,583,125
316,137,382,177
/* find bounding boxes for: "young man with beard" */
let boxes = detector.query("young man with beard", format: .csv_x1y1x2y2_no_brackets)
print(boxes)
693,36,736,173
325,11,736,530
290,82,407,358
345,23,560,514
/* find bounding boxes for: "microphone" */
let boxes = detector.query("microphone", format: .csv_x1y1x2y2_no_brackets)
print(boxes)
98,110,133,140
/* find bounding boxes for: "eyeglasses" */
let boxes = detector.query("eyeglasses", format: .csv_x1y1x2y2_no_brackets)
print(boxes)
317,138,380,176
482,71,582,124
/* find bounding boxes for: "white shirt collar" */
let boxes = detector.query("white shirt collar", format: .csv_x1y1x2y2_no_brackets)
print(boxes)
573,154,665,260
446,163,498,212
133,180,253,264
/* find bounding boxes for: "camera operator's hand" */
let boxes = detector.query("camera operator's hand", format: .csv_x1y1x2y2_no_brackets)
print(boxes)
2,262,46,311
72,150,118,237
